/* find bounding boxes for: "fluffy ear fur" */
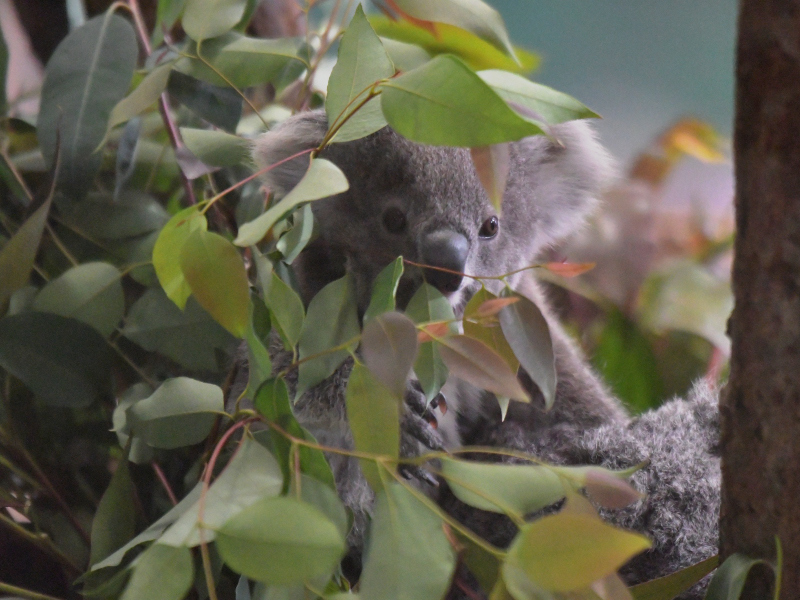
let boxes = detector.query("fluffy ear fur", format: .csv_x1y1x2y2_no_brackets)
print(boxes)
251,111,328,197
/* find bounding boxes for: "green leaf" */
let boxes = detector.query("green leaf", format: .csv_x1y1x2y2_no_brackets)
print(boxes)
294,474,349,541
703,554,771,600
276,203,314,264
326,6,394,143
101,63,173,147
504,513,650,592
153,205,208,309
0,196,51,309
0,312,111,407
361,312,418,398
253,378,336,490
438,335,529,402
90,459,136,566
112,383,155,465
371,16,538,74
391,0,516,59
345,363,400,491
216,496,345,585
439,458,565,515
168,71,243,132
297,273,359,394
244,299,272,399
180,228,250,338
152,0,187,47
120,544,194,600
380,55,541,147
180,127,250,167
122,288,235,371
463,287,518,374
360,483,456,600
256,253,305,348
405,283,453,400
38,13,138,200
235,158,349,247
630,555,718,600
128,377,224,449
182,0,248,40
0,20,7,112
64,192,170,240
364,257,404,323
176,34,307,90
478,70,598,125
498,291,555,409
31,262,124,337
159,437,283,546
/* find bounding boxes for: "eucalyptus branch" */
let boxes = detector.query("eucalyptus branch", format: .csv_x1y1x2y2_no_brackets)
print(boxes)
318,86,384,149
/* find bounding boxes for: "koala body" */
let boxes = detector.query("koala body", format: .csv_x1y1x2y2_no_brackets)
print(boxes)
249,111,720,598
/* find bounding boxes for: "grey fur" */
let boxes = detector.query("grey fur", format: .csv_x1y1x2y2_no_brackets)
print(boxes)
246,111,720,597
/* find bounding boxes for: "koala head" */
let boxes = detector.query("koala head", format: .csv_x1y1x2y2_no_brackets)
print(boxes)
252,110,613,312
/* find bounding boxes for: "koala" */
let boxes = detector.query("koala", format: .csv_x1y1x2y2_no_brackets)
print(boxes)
245,110,720,598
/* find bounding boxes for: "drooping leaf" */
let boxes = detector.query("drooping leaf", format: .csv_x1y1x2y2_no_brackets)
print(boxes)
390,0,516,59
361,312,418,398
380,55,542,147
101,63,173,147
182,0,248,41
275,204,314,264
216,496,345,584
152,205,208,308
255,252,305,349
345,363,401,491
463,287,518,374
297,273,359,394
168,71,243,132
584,468,643,509
364,256,404,323
120,544,194,600
38,13,138,200
114,117,142,198
180,127,250,167
122,288,235,372
32,262,124,337
326,5,394,143
0,312,111,407
244,299,272,400
128,377,223,449
438,335,529,402
90,459,136,566
180,228,250,338
405,282,454,400
235,158,349,247
439,458,566,515
470,144,509,213
478,70,599,125
112,383,155,465
498,290,555,409
159,437,283,546
0,196,51,309
703,554,772,600
359,483,456,600
504,513,650,593
629,555,718,600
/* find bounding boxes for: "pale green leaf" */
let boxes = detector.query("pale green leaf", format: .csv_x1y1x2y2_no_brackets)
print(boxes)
235,158,348,247
0,196,51,309
120,544,194,600
405,282,453,400
361,311,418,399
182,0,247,41
152,205,207,309
364,257,404,323
703,554,770,600
180,127,250,167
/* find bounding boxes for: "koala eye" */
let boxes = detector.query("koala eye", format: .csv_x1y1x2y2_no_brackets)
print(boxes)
479,216,499,239
382,207,407,234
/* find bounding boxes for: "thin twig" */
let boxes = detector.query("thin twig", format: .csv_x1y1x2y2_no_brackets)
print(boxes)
0,513,83,575
151,461,178,505
0,581,66,600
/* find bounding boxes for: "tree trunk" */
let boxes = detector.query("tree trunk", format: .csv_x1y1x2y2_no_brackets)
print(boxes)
722,1,800,597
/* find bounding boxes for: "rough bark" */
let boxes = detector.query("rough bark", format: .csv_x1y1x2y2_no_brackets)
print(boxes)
722,1,800,597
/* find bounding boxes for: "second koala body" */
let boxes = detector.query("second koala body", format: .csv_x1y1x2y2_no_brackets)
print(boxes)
249,111,720,598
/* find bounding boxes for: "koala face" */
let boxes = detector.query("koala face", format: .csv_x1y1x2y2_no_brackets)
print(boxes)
252,110,613,312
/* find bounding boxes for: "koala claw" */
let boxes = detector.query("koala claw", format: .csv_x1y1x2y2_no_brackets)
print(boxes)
398,464,439,488
403,411,445,451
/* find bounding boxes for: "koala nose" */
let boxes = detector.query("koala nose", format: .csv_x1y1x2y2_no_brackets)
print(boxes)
420,230,469,294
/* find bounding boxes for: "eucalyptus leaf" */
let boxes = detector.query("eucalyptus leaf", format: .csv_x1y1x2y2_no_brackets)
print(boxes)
276,204,314,264
326,6,394,143
258,259,305,349
0,196,51,309
152,0,187,47
38,13,138,200
32,262,124,337
244,299,272,400
112,383,155,465
463,287,519,374
0,21,7,111
405,283,453,400
235,158,348,247
169,71,243,132
64,192,170,241
364,257,404,323
703,554,771,600
120,544,194,600
295,474,349,541
90,458,136,567
128,377,224,449
629,555,718,600
182,0,248,41
152,205,207,309
180,127,250,167
360,311,418,398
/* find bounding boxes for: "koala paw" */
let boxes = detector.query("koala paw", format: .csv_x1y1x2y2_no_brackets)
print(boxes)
403,381,445,452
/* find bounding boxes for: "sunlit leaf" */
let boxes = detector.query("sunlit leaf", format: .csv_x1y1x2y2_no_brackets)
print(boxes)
326,5,394,143
345,363,400,491
153,205,207,309
276,204,314,263
235,158,348,247
361,312,418,398
182,0,248,41
470,144,509,213
180,228,250,338
504,513,650,592
32,262,123,337
38,13,137,200
180,127,250,167
216,496,345,584
128,377,224,449
120,544,193,600
364,257,404,323
0,196,51,309
498,290,555,409
360,482,456,600
380,56,542,147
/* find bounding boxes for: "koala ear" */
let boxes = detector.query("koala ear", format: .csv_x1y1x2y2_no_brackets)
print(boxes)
509,120,616,252
251,110,329,197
